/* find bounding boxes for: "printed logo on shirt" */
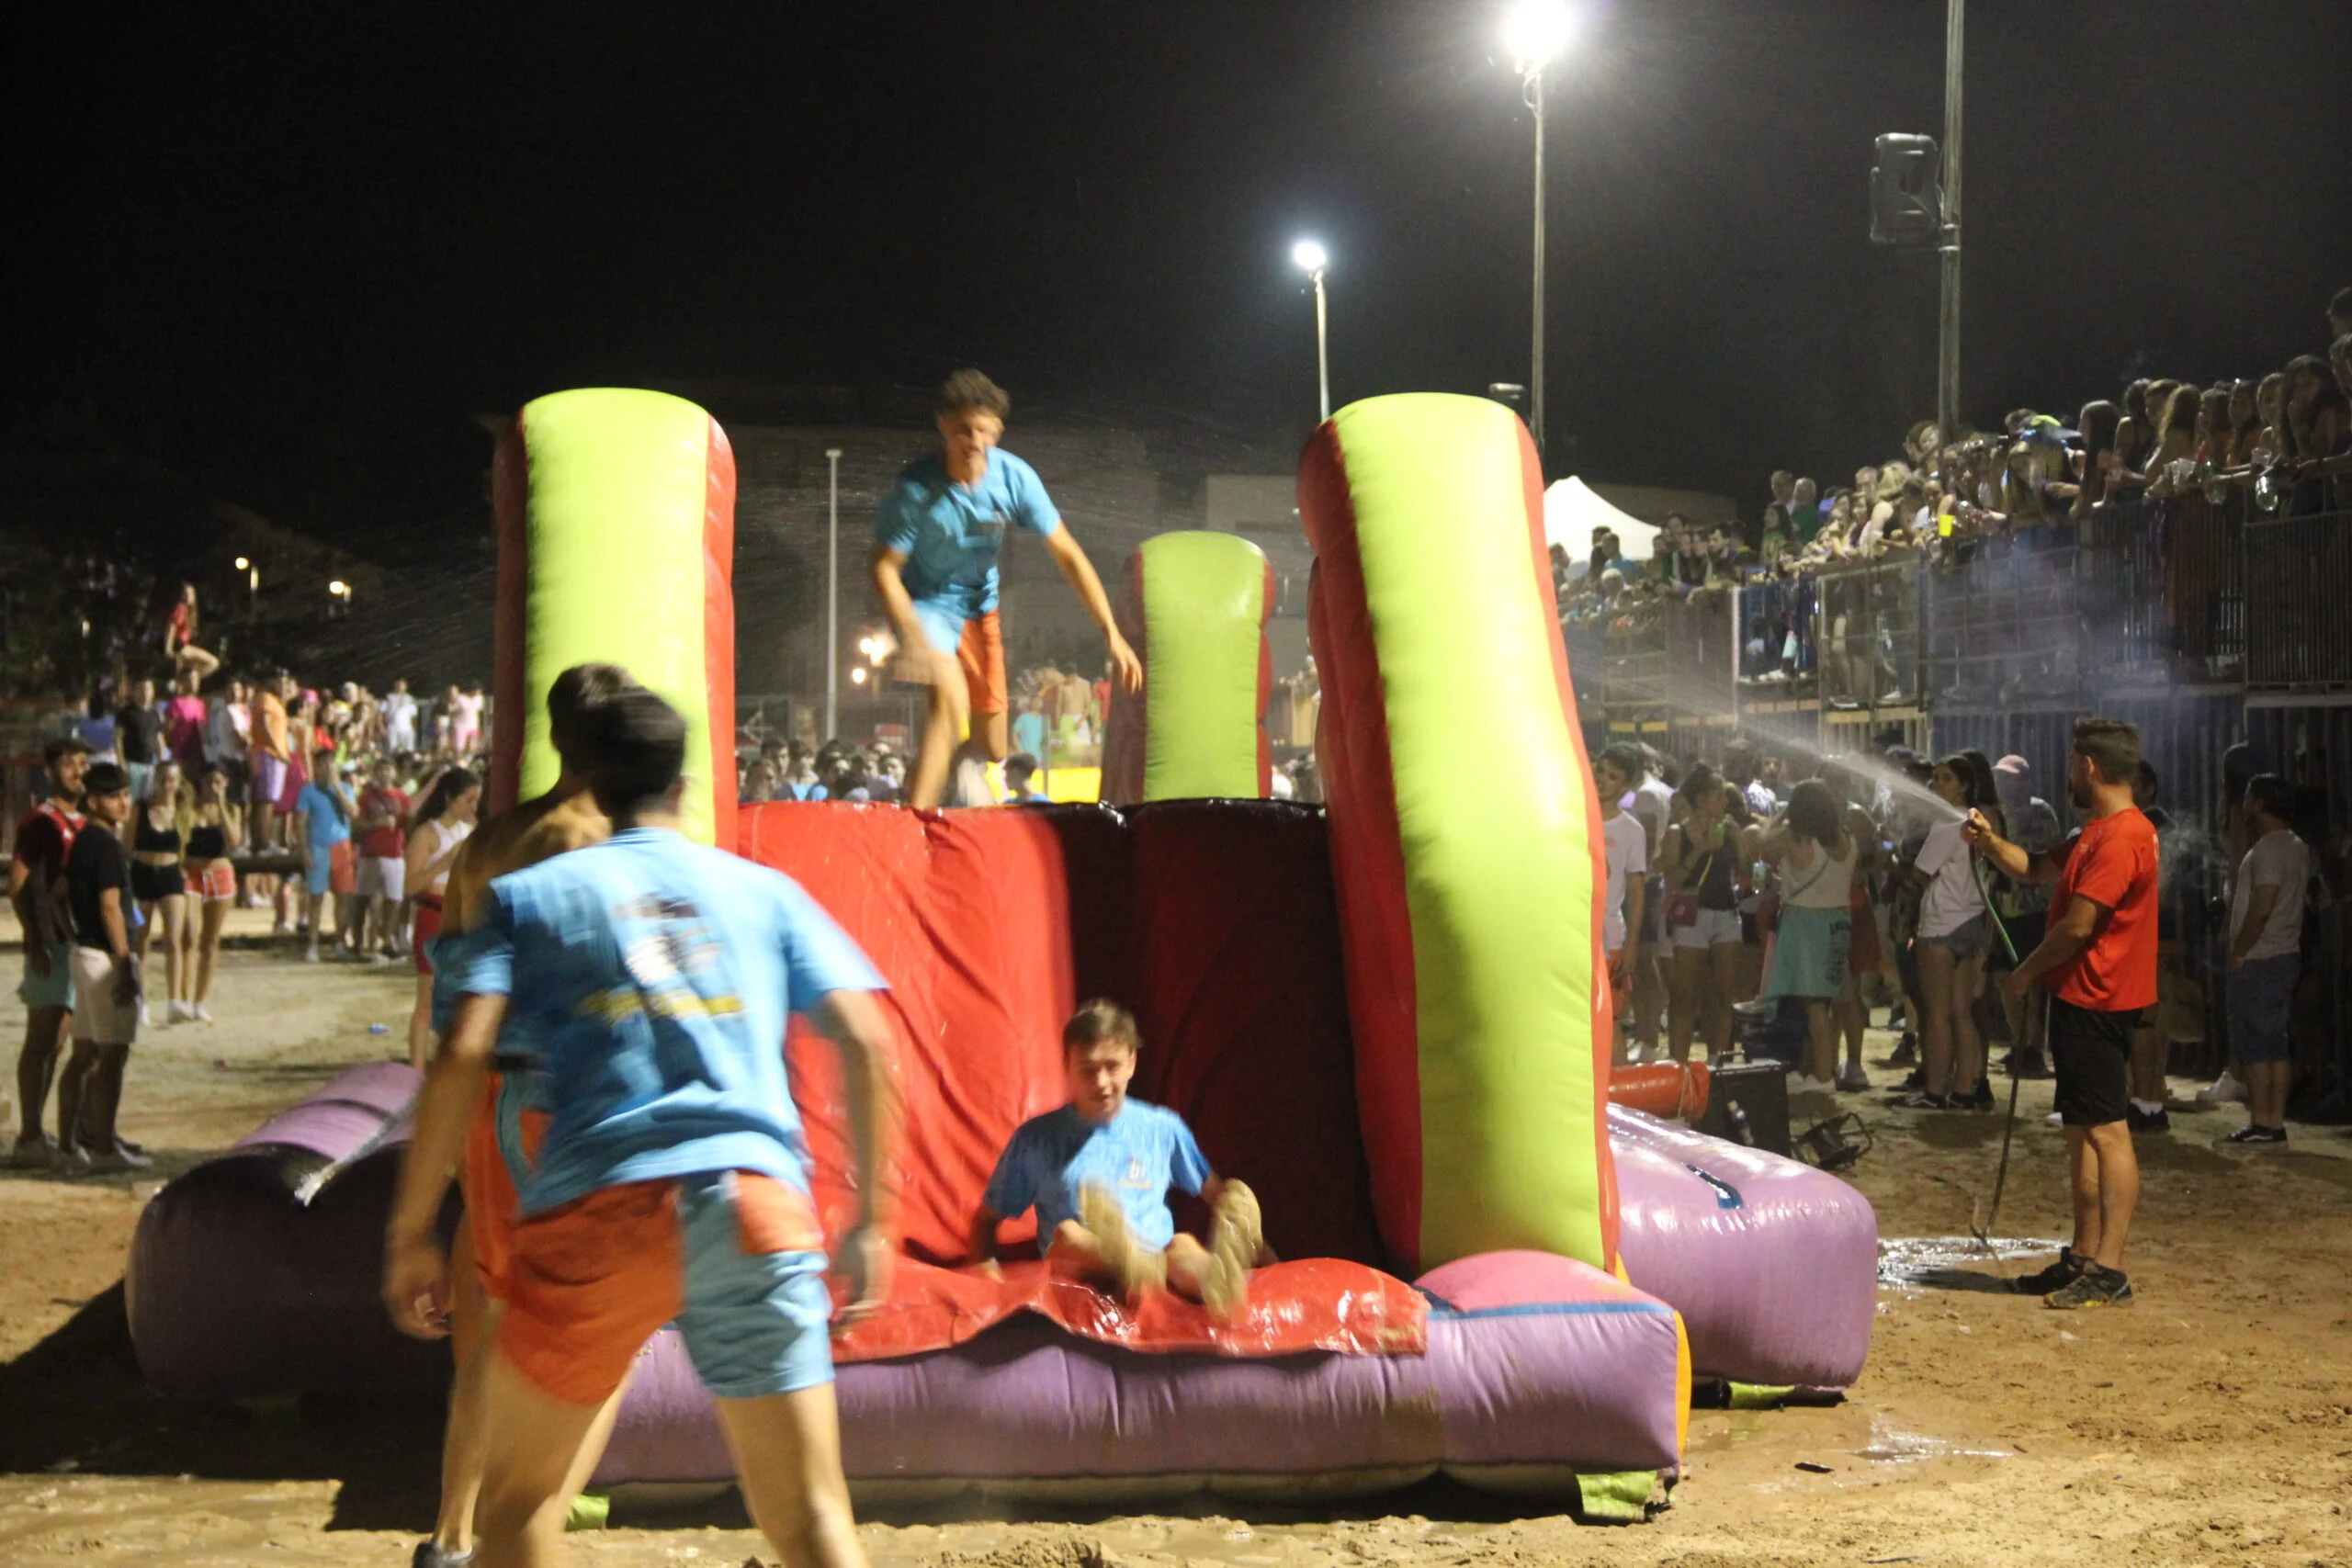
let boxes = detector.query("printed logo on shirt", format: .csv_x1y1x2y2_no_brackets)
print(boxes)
1120,1156,1152,1190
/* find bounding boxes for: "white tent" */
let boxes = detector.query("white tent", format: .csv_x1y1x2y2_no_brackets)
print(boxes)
1543,476,1657,565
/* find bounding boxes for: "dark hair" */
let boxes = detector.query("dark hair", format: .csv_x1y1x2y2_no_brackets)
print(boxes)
585,687,688,819
2229,771,2286,822
44,734,93,768
83,761,131,798
312,745,339,766
1679,761,1724,807
1783,778,1842,848
412,766,479,830
548,662,635,766
1062,997,1140,1055
936,368,1011,419
2071,716,2142,785
1004,751,1039,787
1597,740,1645,782
2121,378,2151,423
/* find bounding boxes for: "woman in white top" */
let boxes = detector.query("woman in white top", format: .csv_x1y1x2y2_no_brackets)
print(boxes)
1756,780,1857,1090
1903,756,2003,1110
401,766,479,1070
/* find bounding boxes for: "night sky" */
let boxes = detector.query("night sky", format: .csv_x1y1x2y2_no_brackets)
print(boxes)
9,1,2349,565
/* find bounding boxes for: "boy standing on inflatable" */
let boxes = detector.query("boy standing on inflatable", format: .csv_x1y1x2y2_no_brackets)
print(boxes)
871,370,1140,809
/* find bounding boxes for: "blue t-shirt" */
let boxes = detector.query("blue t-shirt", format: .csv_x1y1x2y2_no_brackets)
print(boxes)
295,782,350,849
1012,710,1046,758
443,827,887,1215
981,1100,1211,1253
874,448,1061,620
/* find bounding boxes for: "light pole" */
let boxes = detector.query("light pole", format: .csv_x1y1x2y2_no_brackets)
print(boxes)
1505,0,1575,456
1292,240,1330,422
1937,0,1963,464
824,446,842,741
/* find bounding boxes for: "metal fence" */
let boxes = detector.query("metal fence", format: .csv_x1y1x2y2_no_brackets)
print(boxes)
2245,510,2352,689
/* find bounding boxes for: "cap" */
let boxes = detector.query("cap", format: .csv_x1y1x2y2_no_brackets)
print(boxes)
1993,754,2030,776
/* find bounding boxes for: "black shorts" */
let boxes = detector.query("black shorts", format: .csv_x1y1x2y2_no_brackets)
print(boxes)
2047,996,2132,1128
130,862,186,904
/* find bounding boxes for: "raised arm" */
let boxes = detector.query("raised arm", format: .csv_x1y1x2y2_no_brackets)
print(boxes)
1963,808,2056,885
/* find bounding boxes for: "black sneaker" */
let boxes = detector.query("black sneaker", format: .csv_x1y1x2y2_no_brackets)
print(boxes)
2045,1263,2133,1311
412,1543,473,1568
1885,1068,1926,1098
1888,1032,1919,1066
2127,1105,2171,1134
1895,1090,1952,1110
2011,1247,2085,1295
1966,1080,1995,1111
2223,1123,2288,1145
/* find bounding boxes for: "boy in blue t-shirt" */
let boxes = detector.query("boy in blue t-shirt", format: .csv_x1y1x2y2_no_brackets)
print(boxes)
384,688,896,1568
870,369,1141,810
971,999,1268,1316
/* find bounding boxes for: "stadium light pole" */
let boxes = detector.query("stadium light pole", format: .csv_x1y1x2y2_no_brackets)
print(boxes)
1292,240,1330,422
1505,0,1576,457
825,446,842,741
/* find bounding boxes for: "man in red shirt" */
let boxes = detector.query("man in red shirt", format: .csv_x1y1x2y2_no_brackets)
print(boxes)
354,757,412,960
10,736,93,1167
1966,716,2157,1311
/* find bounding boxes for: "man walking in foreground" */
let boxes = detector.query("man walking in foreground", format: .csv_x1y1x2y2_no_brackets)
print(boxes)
385,687,896,1568
1965,716,2159,1310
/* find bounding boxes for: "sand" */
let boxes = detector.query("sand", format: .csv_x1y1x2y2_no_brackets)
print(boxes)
4,916,2348,1567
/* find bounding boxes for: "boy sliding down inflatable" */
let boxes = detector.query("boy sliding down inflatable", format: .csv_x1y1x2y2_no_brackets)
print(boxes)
970,999,1269,1316
871,370,1141,808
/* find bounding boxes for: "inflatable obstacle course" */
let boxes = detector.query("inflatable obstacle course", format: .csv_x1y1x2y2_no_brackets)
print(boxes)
1301,393,1613,1275
127,387,1874,1506
491,387,737,849
1101,530,1275,805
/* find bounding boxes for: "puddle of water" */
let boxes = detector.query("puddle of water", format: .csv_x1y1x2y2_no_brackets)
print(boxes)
1876,1235,2063,1290
1856,1415,2013,1465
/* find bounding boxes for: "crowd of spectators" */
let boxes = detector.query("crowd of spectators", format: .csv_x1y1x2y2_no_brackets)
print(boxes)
1594,725,2341,1138
1558,288,2352,633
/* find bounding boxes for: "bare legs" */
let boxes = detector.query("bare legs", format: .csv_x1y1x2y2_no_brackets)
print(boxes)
189,899,226,1011
14,1005,69,1145
2064,1122,2139,1271
410,971,436,1072
2245,1060,2291,1131
56,1041,130,1156
1917,940,1985,1098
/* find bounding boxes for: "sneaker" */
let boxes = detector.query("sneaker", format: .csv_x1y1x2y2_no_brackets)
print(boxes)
411,1543,474,1568
2223,1123,2287,1145
1884,1069,1926,1099
2045,1263,2133,1311
1896,1091,1952,1110
2194,1071,2249,1105
1971,1079,1996,1111
191,1004,213,1024
2127,1105,2171,1134
5,1135,59,1170
1785,1072,1836,1095
51,1144,91,1178
2044,1111,2064,1127
272,920,295,938
86,1143,154,1174
1888,1032,1919,1066
1836,1066,1871,1093
2011,1247,2085,1295
303,946,321,964
1202,1179,1262,1320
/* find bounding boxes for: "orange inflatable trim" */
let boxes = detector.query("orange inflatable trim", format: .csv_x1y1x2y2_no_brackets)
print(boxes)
1607,1061,1711,1121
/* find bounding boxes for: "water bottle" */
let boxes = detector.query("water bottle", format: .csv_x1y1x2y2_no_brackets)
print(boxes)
1727,1102,1756,1147
368,1022,390,1035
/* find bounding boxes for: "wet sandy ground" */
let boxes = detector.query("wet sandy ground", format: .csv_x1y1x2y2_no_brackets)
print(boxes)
4,919,2349,1566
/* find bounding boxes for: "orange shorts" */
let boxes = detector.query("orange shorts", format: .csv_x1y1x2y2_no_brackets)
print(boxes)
499,1171,831,1407
957,610,1008,716
461,1075,548,1303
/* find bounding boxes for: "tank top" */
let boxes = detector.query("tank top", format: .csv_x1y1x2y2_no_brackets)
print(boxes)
1677,822,1738,910
1782,837,1857,910
414,818,472,898
187,818,228,860
133,808,180,856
